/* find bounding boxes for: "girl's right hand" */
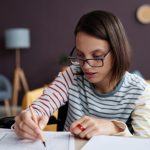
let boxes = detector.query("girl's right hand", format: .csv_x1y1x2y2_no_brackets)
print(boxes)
14,110,49,140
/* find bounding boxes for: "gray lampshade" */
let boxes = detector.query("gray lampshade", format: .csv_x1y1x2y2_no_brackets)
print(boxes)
4,28,30,49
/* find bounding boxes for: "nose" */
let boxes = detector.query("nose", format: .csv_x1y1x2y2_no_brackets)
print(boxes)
82,61,92,69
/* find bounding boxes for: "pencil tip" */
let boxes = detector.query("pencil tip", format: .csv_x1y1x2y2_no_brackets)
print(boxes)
43,141,46,147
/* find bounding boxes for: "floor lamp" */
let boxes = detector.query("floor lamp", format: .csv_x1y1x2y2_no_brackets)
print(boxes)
5,28,30,115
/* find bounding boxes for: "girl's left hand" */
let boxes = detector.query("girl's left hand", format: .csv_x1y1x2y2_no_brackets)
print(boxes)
70,116,122,139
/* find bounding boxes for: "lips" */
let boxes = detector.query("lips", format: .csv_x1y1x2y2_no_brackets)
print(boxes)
84,72,97,78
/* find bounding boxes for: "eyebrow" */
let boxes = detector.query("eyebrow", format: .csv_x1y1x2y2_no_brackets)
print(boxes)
76,48,106,54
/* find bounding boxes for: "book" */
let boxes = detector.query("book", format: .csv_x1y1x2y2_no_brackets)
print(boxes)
0,128,74,150
81,135,150,150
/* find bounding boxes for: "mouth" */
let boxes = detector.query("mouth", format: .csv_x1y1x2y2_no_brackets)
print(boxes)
84,72,97,78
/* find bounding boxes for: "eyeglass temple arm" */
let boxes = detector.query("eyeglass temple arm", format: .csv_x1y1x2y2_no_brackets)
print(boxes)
69,46,75,56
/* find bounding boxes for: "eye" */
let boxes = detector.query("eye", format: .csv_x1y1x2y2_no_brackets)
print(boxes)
93,55,103,59
76,52,84,58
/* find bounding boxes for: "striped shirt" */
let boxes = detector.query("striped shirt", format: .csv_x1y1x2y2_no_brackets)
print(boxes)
32,65,150,137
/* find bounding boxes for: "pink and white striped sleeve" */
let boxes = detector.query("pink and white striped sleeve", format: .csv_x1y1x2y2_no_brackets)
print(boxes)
31,66,76,117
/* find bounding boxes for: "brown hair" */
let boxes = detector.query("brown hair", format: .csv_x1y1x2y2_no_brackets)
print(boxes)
74,10,131,82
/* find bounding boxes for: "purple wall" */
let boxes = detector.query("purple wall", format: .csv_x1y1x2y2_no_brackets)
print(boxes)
0,0,150,102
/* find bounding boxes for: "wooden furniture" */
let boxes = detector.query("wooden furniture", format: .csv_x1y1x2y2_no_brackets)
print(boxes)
12,49,29,115
4,28,30,116
75,138,87,150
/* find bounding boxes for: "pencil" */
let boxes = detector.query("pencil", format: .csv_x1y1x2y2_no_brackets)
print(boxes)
29,106,46,147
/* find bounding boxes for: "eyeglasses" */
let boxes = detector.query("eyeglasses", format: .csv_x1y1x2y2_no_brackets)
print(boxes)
68,47,110,67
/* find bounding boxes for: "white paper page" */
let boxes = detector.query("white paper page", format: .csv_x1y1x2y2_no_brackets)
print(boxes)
0,129,74,150
81,135,150,150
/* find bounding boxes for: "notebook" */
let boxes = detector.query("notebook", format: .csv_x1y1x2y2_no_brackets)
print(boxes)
81,135,150,150
0,128,74,150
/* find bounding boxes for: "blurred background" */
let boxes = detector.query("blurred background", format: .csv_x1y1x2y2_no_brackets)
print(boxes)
0,0,149,119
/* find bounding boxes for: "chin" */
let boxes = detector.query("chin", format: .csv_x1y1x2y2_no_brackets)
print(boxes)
86,77,100,84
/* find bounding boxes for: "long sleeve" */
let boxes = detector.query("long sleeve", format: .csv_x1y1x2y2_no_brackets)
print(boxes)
131,85,150,137
31,66,76,117
112,85,150,137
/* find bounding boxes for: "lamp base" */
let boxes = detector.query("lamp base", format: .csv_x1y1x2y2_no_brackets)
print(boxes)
12,67,29,115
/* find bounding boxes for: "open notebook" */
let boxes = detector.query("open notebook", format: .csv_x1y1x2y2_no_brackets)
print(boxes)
0,128,74,150
81,135,150,150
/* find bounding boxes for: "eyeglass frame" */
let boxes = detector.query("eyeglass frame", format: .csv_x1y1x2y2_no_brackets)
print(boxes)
68,46,110,67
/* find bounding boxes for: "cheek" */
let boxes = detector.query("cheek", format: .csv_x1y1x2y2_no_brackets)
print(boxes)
97,67,110,76
97,58,113,75
104,56,113,69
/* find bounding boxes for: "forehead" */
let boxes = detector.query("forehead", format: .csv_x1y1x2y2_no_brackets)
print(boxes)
76,48,106,55
75,32,109,53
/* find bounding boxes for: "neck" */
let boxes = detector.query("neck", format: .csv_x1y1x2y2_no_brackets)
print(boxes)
94,79,119,94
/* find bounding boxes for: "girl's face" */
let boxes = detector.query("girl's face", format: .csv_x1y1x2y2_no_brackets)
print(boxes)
75,32,113,86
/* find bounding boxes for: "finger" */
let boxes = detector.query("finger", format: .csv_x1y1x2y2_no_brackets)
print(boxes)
20,110,42,135
18,121,38,138
70,116,88,131
80,120,104,139
76,124,86,132
70,116,89,135
76,118,94,138
15,111,42,137
79,123,95,139
15,116,38,139
15,114,38,137
14,123,37,140
15,115,22,125
85,129,100,139
38,115,48,130
70,124,84,135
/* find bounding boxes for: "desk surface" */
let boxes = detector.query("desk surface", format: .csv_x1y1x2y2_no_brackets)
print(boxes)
75,137,88,150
